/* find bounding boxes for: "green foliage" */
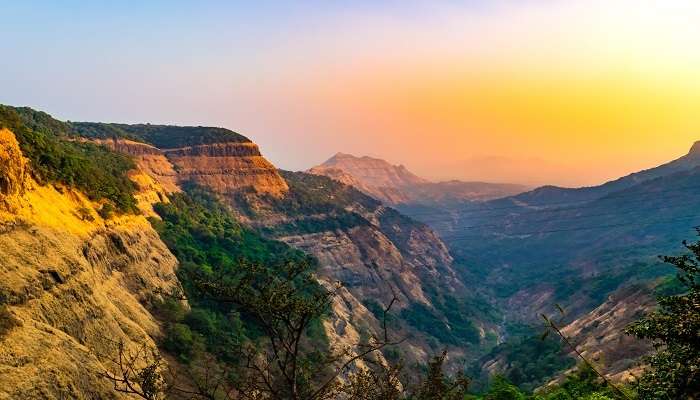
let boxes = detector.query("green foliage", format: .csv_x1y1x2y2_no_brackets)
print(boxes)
535,364,617,400
409,351,470,400
625,235,700,399
482,375,526,400
237,170,379,236
150,189,327,366
98,203,115,219
400,302,479,346
0,105,137,212
163,323,196,359
471,335,575,392
152,189,309,270
72,122,250,148
267,211,370,236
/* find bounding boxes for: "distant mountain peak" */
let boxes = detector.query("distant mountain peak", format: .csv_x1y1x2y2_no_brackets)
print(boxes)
310,152,528,205
688,140,700,156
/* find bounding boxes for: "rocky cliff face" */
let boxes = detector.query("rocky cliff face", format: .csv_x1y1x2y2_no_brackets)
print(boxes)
0,128,28,211
96,137,288,200
0,130,181,399
163,142,288,197
559,285,654,383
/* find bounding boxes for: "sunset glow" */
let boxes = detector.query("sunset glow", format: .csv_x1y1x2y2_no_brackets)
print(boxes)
2,0,699,186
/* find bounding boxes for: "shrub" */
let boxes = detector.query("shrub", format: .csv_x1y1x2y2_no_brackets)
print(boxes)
98,203,115,219
0,105,138,212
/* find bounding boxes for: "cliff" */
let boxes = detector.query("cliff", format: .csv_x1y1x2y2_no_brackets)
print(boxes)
0,128,28,211
0,129,181,399
74,122,289,198
92,136,289,212
163,142,288,197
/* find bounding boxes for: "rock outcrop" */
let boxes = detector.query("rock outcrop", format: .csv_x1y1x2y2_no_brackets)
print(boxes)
95,138,289,200
0,128,28,211
163,142,288,197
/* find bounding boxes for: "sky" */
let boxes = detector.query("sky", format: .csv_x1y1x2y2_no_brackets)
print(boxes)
2,0,699,187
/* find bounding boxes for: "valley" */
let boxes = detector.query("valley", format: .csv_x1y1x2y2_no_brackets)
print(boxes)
1,104,697,399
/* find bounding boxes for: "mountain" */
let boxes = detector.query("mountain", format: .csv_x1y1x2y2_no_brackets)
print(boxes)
78,118,503,360
488,141,700,208
403,140,700,326
3,104,692,397
309,152,529,205
0,105,504,398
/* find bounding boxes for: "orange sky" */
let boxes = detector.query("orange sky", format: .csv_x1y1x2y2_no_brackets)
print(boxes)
3,1,700,187
227,0,700,187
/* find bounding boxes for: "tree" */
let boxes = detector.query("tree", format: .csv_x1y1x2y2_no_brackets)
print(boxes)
481,375,525,400
625,234,700,399
189,259,403,400
409,351,469,400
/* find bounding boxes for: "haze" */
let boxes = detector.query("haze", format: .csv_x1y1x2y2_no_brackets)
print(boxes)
2,1,699,187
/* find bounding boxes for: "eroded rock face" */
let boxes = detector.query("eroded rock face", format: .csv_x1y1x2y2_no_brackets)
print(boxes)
284,217,467,369
0,131,181,399
0,199,180,399
559,285,655,383
0,128,28,210
163,142,288,197
95,138,289,199
93,138,180,194
0,222,180,399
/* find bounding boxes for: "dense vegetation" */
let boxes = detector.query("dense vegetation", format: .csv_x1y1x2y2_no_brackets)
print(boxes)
625,235,700,399
469,334,576,392
0,105,137,212
403,154,700,321
150,189,323,363
72,122,251,148
463,364,623,400
400,300,481,347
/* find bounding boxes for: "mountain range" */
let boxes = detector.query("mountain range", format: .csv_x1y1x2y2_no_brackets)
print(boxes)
1,104,695,398
305,140,700,386
0,106,499,398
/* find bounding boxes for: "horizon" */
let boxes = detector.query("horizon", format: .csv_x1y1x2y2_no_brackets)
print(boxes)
2,1,700,187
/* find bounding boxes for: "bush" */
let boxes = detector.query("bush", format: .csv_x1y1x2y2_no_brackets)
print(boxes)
164,323,196,360
0,105,138,212
98,203,115,219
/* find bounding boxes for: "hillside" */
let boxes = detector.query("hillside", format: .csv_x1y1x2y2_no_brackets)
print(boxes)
1,106,503,384
3,104,691,397
0,123,182,398
309,152,528,205
396,141,700,315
